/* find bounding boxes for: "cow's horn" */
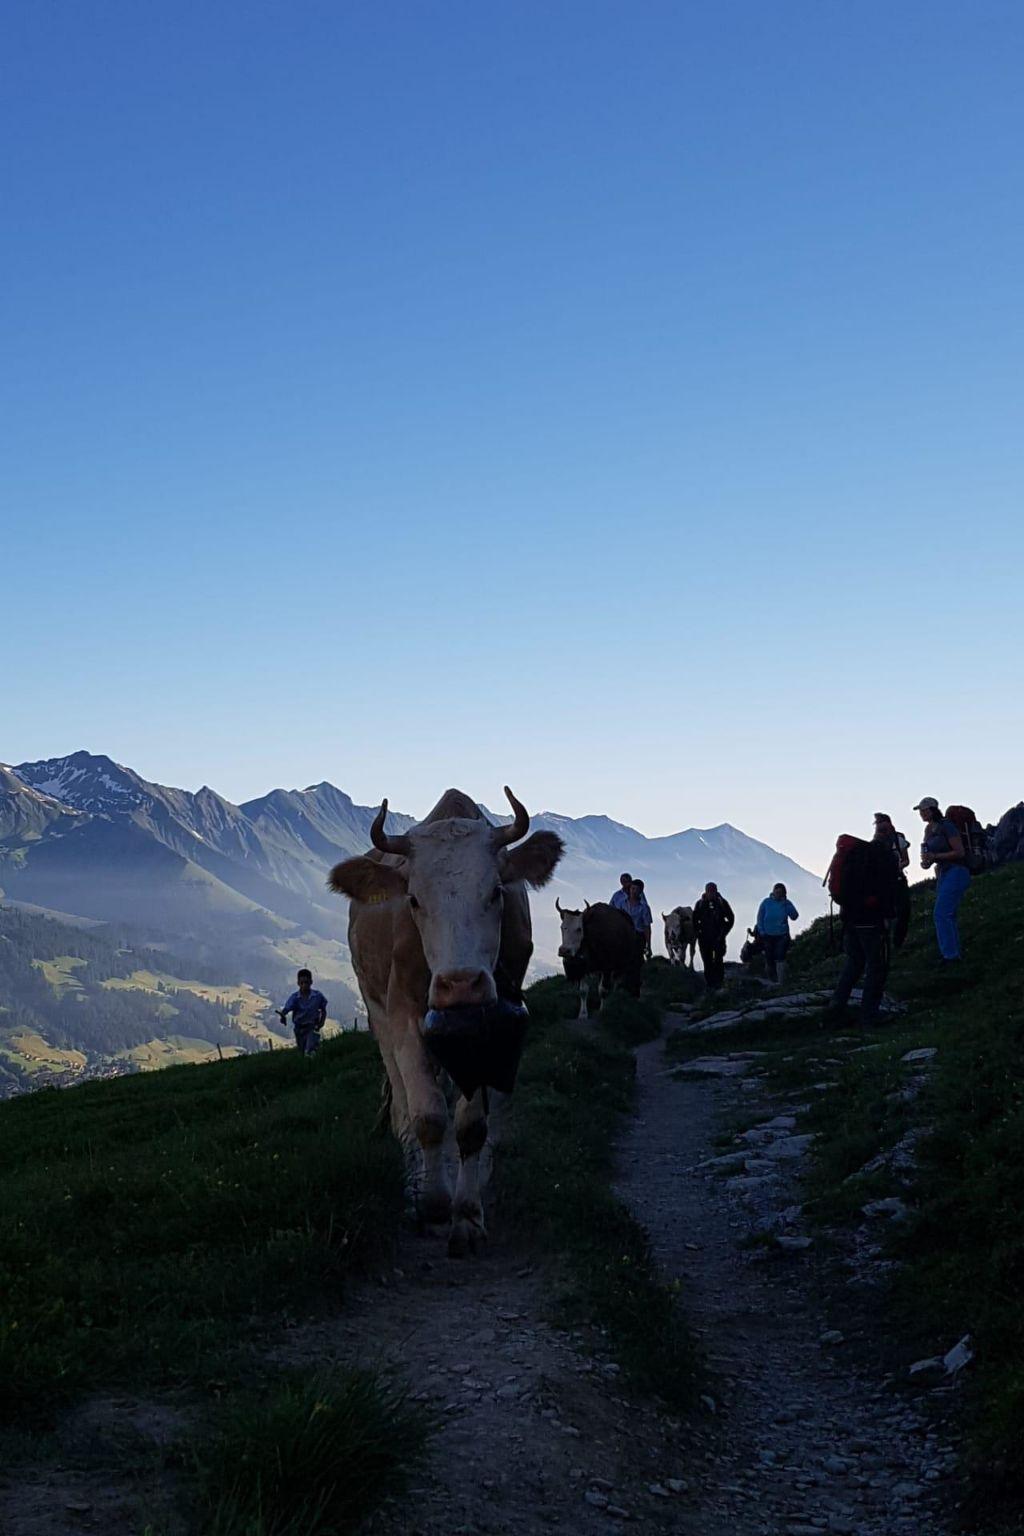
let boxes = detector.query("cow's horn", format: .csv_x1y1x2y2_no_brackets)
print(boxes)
370,799,412,856
584,898,591,909
492,785,529,847
555,897,563,913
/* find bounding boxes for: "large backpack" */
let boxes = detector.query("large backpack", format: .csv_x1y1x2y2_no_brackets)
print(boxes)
825,834,898,923
944,805,989,873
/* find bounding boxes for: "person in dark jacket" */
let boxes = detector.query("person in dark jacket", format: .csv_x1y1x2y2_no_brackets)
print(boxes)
826,841,898,1024
692,882,735,991
873,812,911,949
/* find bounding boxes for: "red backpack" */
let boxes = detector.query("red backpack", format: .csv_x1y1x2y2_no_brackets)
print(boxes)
825,834,898,922
825,834,861,902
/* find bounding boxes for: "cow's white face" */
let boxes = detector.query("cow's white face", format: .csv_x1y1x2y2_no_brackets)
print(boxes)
664,911,682,944
404,819,507,1007
330,811,563,1011
557,908,585,959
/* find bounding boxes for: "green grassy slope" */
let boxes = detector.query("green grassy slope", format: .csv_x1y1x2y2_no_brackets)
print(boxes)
0,1035,404,1425
748,862,1024,1528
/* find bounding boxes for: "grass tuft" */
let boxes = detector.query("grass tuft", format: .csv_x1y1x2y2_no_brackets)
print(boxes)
187,1368,426,1536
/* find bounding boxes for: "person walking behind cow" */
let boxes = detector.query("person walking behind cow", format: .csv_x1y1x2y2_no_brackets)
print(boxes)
916,797,970,962
874,812,911,949
624,878,653,961
825,836,899,1025
610,873,632,914
693,881,735,991
755,883,799,985
277,968,328,1054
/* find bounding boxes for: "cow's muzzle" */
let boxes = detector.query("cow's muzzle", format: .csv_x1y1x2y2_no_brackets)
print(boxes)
430,969,496,1009
422,998,529,1097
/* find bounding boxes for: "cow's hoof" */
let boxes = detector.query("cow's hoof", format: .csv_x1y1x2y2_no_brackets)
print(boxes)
448,1209,486,1259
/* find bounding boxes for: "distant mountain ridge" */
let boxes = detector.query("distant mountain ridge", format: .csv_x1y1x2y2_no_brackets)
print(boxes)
3,751,827,983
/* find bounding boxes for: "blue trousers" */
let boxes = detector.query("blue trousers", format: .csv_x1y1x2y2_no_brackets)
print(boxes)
761,933,790,980
294,1024,321,1055
934,865,970,959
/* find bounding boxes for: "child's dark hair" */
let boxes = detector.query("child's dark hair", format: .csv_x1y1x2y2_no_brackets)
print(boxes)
297,967,312,982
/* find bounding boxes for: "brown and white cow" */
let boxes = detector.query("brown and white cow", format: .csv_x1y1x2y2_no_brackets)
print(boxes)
662,906,696,967
329,788,562,1256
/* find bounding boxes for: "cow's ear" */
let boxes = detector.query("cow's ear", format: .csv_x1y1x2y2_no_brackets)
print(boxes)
501,831,564,889
329,857,407,903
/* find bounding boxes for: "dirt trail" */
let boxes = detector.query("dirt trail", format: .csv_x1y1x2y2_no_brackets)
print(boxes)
2,1022,967,1536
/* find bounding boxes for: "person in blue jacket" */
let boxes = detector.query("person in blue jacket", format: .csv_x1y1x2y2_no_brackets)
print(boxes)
755,883,800,986
277,968,328,1054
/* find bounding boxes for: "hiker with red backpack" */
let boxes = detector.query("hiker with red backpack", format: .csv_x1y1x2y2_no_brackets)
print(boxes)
824,834,900,1023
916,798,978,962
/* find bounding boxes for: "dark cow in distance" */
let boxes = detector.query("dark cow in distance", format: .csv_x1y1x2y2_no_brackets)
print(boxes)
329,787,563,1256
662,906,696,967
556,899,642,1019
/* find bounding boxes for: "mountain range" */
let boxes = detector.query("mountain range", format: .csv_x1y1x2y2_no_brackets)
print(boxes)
1,749,827,1007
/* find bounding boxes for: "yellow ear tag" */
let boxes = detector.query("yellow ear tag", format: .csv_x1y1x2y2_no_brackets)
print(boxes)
363,892,389,905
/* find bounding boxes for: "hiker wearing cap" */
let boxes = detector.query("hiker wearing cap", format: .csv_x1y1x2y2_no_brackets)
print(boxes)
915,798,970,962
755,883,799,985
610,873,632,914
874,812,911,949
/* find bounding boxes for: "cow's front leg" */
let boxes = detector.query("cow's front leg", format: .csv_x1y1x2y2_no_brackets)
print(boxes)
450,1088,488,1258
395,1026,451,1227
578,977,589,1020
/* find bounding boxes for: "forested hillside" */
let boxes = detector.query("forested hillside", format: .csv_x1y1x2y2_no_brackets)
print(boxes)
0,906,282,1095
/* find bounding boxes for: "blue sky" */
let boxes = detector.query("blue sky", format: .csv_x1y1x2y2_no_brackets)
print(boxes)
4,1,1022,870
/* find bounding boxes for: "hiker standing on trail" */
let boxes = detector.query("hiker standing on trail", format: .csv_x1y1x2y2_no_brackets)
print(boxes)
825,835,899,1025
693,881,735,991
916,798,970,962
873,812,912,949
277,968,328,1054
755,883,799,985
610,872,633,913
624,878,653,961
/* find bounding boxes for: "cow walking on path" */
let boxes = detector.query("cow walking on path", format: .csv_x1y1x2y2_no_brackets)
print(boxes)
662,906,696,967
330,788,563,1256
557,899,642,1019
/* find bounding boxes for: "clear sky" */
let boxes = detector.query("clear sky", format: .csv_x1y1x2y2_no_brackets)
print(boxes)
4,2,1022,872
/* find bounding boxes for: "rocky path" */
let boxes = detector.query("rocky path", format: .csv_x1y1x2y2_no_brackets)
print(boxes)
615,1017,961,1536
